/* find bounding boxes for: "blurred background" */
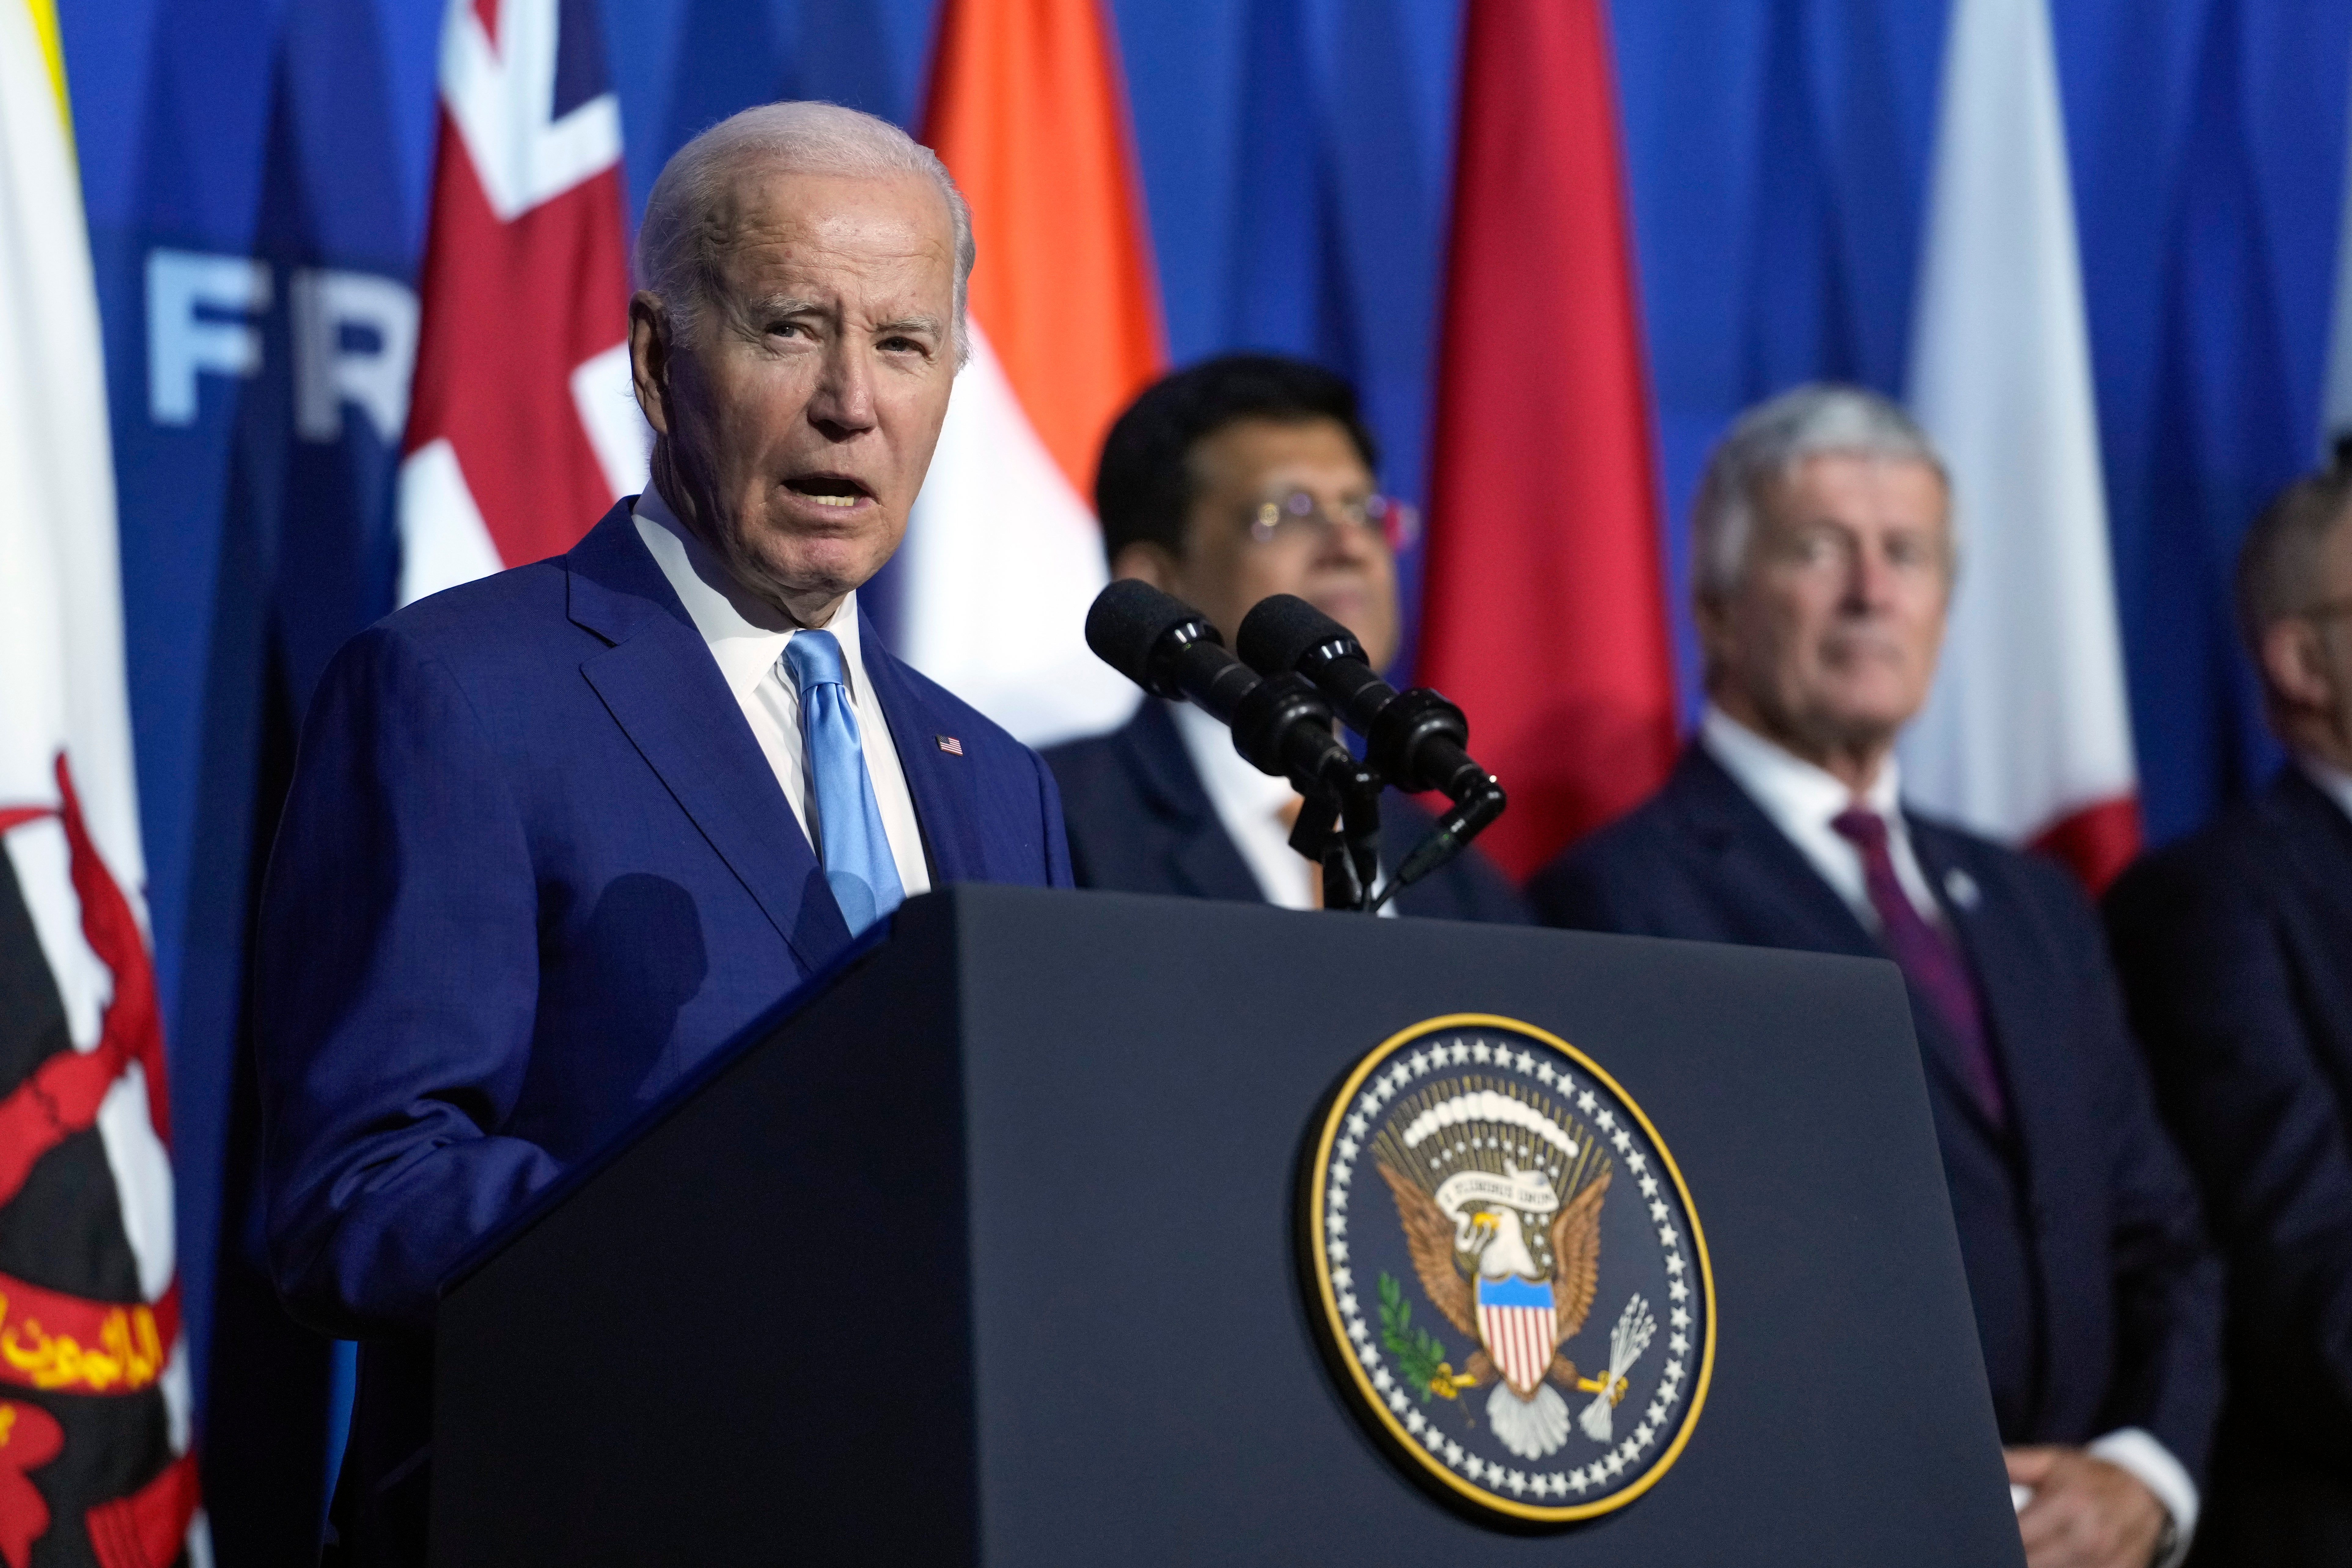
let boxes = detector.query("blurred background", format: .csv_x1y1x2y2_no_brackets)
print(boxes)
23,0,2352,1555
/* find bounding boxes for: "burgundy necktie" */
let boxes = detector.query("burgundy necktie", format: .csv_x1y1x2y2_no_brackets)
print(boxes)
1830,807,2007,1128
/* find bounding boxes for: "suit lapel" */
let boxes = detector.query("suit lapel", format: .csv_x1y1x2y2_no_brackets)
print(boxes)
1673,751,2002,1137
565,505,852,971
2270,768,2352,936
862,644,987,884
1121,703,1263,901
1666,750,1880,958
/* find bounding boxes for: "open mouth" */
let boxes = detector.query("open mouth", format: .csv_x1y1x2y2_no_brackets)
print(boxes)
784,473,874,510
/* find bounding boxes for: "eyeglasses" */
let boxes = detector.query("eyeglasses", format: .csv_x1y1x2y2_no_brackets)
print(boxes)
1245,489,1421,552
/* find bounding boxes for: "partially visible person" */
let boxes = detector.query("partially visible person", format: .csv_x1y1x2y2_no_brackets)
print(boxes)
1045,355,1525,922
257,104,1070,1565
2104,453,2352,1567
1533,385,2220,1568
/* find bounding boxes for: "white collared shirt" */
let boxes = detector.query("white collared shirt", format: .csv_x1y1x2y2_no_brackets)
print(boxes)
1168,701,1394,914
1171,700,1318,910
1697,704,1947,931
1699,710,2197,1556
2302,754,2352,824
631,489,930,899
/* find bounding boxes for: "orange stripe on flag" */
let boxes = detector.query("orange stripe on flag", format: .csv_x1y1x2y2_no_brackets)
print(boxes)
922,0,1166,498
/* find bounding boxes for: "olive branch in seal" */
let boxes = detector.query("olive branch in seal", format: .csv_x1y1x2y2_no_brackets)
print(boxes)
1378,1272,1473,1402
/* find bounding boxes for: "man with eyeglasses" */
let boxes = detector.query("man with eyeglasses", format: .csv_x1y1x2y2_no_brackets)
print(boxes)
1044,354,1523,921
2104,453,2352,1567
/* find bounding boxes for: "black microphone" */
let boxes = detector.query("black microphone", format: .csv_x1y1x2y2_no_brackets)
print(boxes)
1236,594,1490,800
1236,593,1506,907
1085,581,1364,803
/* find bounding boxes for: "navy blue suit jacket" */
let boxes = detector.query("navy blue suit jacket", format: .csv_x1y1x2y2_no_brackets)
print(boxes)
2106,768,2352,1562
1042,700,1529,924
1531,747,2221,1476
255,503,1069,1555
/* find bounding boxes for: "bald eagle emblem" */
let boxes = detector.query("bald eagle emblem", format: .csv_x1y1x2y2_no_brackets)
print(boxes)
1379,1112,1608,1459
1304,1015,1714,1524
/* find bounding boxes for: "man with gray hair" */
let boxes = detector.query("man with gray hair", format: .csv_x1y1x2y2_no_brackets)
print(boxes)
2105,456,2352,1566
255,102,1069,1563
1534,385,2220,1568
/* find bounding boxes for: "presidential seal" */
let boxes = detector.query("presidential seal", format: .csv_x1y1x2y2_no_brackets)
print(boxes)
1301,1013,1715,1524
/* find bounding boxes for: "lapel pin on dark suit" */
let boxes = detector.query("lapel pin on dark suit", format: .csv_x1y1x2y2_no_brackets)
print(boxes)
936,735,964,756
1942,867,1981,911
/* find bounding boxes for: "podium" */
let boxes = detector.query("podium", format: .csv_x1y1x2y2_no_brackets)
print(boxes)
430,885,2023,1566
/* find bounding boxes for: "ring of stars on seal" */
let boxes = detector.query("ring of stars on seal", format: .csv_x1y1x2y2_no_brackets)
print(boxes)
1301,1013,1716,1525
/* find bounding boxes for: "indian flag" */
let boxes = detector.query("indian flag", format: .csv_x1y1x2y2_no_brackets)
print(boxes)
897,0,1164,745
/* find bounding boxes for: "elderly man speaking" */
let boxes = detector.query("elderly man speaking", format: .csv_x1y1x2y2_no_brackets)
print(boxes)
1533,386,2220,1568
255,104,1068,1562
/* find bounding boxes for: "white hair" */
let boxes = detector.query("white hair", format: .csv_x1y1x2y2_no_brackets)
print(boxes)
1691,383,1952,596
633,101,975,361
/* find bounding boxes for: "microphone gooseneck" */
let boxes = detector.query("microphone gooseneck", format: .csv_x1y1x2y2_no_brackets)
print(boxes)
1237,594,1489,799
1086,580,1384,909
1236,593,1508,908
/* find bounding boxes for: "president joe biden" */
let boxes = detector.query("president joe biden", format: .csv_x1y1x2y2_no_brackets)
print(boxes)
255,103,1071,1564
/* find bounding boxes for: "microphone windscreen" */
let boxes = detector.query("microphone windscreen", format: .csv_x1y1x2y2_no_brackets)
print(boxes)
1237,593,1357,677
1085,579,1204,685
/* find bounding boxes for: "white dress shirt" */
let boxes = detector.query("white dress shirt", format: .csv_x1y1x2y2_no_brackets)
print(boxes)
1697,704,1949,930
1700,703,2197,1558
632,489,930,900
1168,701,1394,914
1171,700,1319,909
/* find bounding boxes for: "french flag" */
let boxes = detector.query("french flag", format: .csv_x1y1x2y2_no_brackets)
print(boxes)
396,0,643,604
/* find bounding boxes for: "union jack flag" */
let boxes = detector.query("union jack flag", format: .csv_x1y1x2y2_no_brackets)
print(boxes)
397,0,643,604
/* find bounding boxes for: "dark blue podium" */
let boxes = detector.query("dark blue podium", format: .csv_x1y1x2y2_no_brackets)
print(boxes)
429,884,2023,1566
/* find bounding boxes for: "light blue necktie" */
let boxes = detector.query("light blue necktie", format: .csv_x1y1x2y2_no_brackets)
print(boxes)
783,630,905,935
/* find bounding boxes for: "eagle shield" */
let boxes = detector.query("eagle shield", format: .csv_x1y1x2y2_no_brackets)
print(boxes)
1476,1274,1560,1398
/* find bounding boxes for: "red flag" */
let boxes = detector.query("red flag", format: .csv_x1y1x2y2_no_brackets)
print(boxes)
1417,0,1678,879
396,0,641,604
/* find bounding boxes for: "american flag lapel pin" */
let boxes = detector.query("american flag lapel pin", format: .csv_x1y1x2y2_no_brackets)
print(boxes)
936,735,964,756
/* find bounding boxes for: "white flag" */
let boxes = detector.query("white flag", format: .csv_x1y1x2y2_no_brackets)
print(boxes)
1901,0,2142,888
899,324,1139,746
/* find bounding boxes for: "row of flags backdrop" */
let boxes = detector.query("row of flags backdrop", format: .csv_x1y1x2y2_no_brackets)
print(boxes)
7,0,2351,1557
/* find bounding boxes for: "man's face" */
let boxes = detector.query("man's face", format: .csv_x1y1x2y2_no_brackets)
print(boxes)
631,167,958,621
1699,453,1953,759
1133,416,1400,669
